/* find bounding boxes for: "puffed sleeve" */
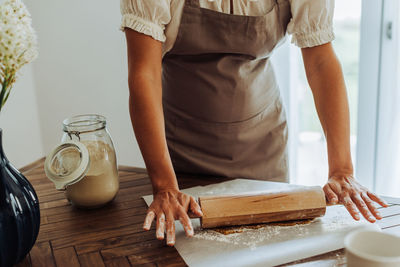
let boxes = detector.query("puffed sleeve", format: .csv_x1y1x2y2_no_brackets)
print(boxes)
120,0,171,42
287,0,335,48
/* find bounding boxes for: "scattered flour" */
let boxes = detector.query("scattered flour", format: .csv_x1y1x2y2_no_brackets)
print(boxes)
194,223,311,250
193,211,360,251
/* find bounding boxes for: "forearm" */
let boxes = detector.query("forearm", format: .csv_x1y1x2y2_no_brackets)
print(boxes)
302,44,353,177
129,76,178,193
125,29,178,193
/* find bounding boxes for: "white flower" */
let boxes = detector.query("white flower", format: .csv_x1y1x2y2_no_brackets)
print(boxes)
0,0,37,111
0,0,38,74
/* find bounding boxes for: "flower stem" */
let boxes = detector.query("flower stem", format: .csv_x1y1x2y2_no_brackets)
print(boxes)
0,69,15,112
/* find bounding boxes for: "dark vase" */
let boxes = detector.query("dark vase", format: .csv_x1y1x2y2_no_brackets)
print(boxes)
0,129,40,267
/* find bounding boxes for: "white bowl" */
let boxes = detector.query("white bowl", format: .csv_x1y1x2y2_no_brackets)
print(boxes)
345,230,400,267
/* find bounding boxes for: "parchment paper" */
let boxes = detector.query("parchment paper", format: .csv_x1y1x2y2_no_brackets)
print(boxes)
143,179,380,267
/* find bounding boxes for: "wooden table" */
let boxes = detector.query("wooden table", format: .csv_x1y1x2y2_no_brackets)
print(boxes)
14,159,400,267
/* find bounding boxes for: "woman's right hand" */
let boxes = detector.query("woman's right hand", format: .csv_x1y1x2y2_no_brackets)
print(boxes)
143,189,203,246
125,28,203,247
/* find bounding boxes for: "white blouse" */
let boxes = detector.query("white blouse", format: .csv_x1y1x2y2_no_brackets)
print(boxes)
120,0,335,56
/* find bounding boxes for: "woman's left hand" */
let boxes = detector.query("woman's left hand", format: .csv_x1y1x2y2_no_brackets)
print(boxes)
323,175,388,223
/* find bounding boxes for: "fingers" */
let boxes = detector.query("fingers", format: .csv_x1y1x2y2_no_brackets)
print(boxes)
143,210,155,231
361,193,382,220
149,192,199,246
342,195,360,221
177,194,190,212
177,209,194,237
352,194,376,223
367,191,389,207
156,213,166,240
323,184,338,204
189,196,203,217
166,212,175,246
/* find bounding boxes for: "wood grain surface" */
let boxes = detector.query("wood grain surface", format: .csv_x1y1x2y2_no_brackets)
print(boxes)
199,186,326,228
13,159,400,267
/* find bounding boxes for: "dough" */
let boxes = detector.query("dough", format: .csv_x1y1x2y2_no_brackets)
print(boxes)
213,219,315,235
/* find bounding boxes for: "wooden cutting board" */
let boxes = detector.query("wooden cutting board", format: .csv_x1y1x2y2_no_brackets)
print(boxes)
143,179,379,267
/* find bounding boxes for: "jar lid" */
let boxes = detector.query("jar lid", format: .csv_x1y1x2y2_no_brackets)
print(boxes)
44,141,90,190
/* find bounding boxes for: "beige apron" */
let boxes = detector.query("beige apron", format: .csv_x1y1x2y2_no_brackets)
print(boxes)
162,0,291,182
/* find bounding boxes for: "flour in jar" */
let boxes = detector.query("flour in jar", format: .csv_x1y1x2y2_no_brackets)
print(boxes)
65,140,119,208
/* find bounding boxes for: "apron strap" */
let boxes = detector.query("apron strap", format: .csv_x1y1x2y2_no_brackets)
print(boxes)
187,0,266,10
187,0,201,7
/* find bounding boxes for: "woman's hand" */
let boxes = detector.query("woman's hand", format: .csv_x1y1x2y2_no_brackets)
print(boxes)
302,44,389,221
126,29,203,245
323,175,388,223
143,189,203,246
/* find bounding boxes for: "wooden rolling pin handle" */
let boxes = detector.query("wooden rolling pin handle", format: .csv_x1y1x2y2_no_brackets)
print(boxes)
188,212,200,219
188,195,336,218
198,186,327,228
187,192,337,221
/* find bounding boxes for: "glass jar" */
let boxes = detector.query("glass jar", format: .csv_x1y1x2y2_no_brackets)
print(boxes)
45,114,119,208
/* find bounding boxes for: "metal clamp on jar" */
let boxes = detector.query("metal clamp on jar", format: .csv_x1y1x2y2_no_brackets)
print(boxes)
44,114,119,209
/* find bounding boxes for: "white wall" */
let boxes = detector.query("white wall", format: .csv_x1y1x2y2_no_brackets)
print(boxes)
0,65,44,168
26,0,145,167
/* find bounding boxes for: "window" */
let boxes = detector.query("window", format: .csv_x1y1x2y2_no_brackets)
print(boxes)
292,0,362,186
357,0,400,196
273,0,399,196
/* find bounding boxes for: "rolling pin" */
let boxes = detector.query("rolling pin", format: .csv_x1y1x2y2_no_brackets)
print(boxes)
198,186,327,229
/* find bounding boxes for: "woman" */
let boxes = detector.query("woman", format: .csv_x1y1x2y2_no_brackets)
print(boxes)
121,0,388,246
